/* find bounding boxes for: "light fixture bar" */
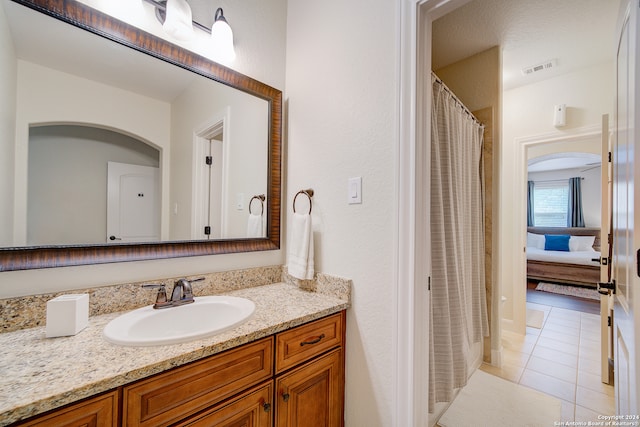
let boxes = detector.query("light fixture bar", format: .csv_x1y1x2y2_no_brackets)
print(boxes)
141,0,212,34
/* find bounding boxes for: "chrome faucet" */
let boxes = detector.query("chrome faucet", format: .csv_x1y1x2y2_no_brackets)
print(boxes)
143,277,204,309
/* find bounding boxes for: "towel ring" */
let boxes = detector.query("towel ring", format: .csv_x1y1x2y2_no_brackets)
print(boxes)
293,189,314,214
249,194,265,215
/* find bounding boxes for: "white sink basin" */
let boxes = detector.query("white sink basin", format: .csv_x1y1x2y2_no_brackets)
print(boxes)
103,296,255,346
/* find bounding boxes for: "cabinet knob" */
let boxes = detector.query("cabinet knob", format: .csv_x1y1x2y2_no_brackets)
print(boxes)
282,393,290,402
263,402,271,412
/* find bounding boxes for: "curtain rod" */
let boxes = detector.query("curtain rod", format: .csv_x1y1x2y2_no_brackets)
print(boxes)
530,177,584,184
431,72,484,128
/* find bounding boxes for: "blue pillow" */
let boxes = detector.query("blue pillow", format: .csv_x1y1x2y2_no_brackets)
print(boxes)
544,234,571,252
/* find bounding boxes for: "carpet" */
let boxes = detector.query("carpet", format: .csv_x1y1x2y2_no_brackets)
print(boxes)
536,282,601,301
526,309,545,329
438,370,562,427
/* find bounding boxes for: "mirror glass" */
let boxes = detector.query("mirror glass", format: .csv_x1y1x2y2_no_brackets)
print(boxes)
0,0,282,270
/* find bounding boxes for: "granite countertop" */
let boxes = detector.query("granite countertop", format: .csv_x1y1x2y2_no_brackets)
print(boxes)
0,282,350,425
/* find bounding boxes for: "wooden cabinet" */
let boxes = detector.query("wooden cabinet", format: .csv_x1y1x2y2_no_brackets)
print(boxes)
275,349,343,427
14,311,345,427
175,382,273,427
275,312,345,427
123,337,273,427
15,390,118,427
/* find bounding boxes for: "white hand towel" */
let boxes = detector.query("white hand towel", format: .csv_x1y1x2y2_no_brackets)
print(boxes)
247,213,263,238
287,212,314,280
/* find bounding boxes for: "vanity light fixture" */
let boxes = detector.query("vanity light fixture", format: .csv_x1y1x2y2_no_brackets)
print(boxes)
210,8,236,62
142,0,236,62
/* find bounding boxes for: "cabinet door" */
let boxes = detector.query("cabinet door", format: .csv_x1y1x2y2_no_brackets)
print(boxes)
275,349,344,427
16,391,118,427
177,382,273,427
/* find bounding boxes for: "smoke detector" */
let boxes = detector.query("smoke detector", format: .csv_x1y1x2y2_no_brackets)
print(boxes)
521,59,557,76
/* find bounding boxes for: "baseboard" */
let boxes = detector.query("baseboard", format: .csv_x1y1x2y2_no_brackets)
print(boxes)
491,346,503,367
501,318,516,333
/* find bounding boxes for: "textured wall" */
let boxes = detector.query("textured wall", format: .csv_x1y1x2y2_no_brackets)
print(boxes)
285,0,398,424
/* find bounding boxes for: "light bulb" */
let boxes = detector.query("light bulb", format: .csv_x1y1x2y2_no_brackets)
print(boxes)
163,0,194,41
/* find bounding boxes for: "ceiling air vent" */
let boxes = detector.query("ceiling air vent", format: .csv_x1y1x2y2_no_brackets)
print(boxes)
521,59,557,76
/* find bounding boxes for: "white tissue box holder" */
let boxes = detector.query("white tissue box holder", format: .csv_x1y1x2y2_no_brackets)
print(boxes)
46,294,89,338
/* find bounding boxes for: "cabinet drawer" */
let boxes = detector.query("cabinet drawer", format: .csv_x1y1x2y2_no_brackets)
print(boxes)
123,337,273,427
16,390,118,427
275,312,344,374
176,382,273,427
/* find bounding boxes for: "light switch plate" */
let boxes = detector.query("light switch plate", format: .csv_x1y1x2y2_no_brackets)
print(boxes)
348,177,362,204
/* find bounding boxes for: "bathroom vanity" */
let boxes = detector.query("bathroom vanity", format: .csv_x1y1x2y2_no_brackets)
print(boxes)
0,283,349,426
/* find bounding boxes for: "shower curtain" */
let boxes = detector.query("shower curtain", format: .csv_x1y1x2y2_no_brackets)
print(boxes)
429,74,489,411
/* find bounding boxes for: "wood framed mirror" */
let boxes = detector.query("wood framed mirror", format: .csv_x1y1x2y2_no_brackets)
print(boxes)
0,0,282,271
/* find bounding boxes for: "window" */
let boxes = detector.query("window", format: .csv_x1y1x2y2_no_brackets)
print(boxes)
533,181,569,227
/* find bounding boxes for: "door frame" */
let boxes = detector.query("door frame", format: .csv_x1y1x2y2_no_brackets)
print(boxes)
192,107,231,240
512,124,602,334
396,0,473,425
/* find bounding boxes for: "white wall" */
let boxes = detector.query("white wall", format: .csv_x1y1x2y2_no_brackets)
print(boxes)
170,78,268,240
0,1,286,298
0,3,16,247
501,61,614,328
286,0,397,425
12,60,171,246
528,166,602,227
77,0,287,90
27,125,159,245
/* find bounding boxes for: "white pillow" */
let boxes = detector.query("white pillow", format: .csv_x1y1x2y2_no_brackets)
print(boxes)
527,232,545,249
569,235,596,251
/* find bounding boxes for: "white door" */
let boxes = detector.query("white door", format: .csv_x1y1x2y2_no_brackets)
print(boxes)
612,0,640,413
106,162,160,243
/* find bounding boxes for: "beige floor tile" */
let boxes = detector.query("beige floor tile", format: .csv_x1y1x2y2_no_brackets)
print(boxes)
580,312,601,323
479,362,525,383
546,316,581,329
520,369,576,402
575,404,609,423
583,329,601,341
550,307,582,320
560,399,575,422
579,355,601,374
579,338,601,354
576,386,615,416
502,348,532,368
577,370,614,397
526,326,542,336
536,336,580,356
527,302,552,313
543,321,580,337
503,339,536,355
532,345,578,368
540,329,580,345
526,356,577,384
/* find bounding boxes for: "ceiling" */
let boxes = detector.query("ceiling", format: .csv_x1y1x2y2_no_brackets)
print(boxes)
528,153,601,173
432,0,622,90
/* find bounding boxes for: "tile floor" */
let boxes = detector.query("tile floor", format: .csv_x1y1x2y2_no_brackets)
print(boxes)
481,301,615,423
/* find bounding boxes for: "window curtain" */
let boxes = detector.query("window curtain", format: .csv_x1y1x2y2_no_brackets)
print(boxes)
567,177,585,227
527,180,535,227
429,74,489,412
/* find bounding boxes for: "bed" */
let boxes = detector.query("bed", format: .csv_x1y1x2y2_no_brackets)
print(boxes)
526,227,602,288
